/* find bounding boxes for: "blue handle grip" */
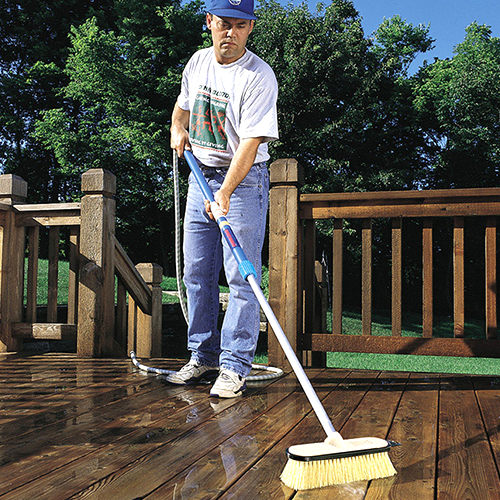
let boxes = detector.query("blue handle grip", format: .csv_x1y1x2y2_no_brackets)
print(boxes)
183,150,257,280
184,150,216,204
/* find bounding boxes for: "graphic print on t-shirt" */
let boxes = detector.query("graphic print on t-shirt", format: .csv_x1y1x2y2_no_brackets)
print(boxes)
190,86,228,151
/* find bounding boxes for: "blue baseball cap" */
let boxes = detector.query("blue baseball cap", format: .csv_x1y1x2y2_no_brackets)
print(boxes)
208,0,256,20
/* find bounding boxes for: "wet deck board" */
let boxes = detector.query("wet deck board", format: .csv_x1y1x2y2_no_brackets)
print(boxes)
1,354,500,499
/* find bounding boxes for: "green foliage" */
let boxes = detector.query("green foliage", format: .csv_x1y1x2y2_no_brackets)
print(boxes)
371,14,434,77
250,1,434,194
413,22,500,188
32,0,206,270
251,1,368,189
0,0,116,200
2,0,500,293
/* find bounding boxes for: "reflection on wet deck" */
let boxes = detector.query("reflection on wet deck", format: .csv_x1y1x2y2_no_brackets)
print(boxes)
1,354,500,499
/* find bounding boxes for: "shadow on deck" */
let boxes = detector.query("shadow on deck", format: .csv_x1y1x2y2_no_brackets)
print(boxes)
1,354,500,499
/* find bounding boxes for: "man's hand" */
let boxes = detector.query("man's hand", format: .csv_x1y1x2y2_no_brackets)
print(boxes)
203,137,264,219
204,189,230,220
170,103,191,158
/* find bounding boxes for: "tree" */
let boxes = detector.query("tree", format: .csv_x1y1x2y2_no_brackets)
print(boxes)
371,15,434,78
33,0,205,270
0,0,116,200
250,1,434,194
414,22,500,188
5,0,495,284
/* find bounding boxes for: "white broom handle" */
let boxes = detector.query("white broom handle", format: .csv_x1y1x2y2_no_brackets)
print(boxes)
183,150,338,441
247,274,338,439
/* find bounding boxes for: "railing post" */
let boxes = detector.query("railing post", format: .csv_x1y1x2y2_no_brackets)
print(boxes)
268,159,304,369
135,263,163,358
77,169,116,357
0,175,28,353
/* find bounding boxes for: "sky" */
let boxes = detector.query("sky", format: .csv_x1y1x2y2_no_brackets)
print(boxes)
287,0,499,73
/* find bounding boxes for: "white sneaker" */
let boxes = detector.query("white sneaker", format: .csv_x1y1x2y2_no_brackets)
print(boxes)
166,360,219,385
210,369,246,398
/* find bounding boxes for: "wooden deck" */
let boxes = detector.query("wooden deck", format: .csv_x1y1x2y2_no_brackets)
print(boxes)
1,354,500,499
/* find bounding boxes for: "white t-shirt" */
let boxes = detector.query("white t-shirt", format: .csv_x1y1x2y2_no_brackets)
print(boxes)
177,47,279,167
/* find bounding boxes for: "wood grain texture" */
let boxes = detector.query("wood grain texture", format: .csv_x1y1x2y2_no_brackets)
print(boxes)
1,355,500,499
438,376,500,499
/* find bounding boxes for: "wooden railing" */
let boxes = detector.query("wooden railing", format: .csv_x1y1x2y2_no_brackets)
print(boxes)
267,159,500,368
0,169,162,358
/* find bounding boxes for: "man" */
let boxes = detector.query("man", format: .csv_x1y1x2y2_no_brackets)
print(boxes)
168,0,278,398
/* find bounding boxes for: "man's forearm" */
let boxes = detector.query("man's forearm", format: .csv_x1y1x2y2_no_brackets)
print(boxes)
220,137,263,198
211,137,264,216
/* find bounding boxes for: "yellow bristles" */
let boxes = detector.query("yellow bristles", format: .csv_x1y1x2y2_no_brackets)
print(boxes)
280,451,397,490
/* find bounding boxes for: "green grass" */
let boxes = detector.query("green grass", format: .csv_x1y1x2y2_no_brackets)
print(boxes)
326,308,500,375
339,308,484,339
28,262,219,306
254,308,500,375
28,262,500,375
24,258,70,305
326,351,500,376
253,348,500,376
160,276,183,304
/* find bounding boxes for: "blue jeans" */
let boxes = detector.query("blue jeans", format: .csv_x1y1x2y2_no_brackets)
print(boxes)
183,161,269,377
